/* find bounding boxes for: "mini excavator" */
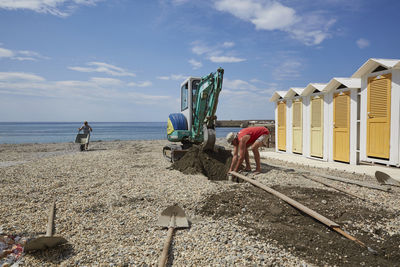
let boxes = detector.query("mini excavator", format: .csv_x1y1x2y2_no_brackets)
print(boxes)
163,68,224,162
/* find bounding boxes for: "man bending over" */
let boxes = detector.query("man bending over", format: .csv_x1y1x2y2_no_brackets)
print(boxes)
226,126,270,174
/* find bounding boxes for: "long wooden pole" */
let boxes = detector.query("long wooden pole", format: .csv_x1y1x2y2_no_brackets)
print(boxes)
315,173,390,192
230,171,368,248
299,174,366,201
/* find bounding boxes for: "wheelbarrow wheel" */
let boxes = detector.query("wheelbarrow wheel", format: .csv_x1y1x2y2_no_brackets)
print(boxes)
80,144,85,151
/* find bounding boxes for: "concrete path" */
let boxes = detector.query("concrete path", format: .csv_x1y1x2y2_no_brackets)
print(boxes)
259,151,400,183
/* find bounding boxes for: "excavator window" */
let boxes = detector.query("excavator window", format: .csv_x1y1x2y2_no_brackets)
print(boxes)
181,82,188,111
192,79,200,110
192,79,200,122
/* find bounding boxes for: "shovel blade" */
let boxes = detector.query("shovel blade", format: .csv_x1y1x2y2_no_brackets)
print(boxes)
24,236,68,252
375,171,400,186
158,205,189,229
375,171,390,184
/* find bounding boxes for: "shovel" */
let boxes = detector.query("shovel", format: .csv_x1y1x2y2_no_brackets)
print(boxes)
375,171,400,187
24,201,67,252
157,205,189,267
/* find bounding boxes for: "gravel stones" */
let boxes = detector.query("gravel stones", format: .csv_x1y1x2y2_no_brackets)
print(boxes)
198,185,400,266
0,139,399,266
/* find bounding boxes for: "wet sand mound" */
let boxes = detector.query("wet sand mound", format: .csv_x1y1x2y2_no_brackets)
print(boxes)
171,145,232,180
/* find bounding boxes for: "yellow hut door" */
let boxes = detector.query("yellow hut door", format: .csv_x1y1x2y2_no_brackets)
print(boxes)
367,74,391,159
333,91,350,162
310,96,323,157
277,101,286,151
292,99,302,154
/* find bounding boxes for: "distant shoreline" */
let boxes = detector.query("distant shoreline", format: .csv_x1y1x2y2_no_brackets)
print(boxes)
0,121,275,145
216,120,274,127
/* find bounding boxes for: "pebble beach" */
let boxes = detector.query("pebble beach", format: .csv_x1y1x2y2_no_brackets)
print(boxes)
1,139,399,266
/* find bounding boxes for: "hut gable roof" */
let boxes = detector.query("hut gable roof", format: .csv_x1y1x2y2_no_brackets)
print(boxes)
352,58,400,78
323,78,361,93
302,83,327,96
269,91,287,102
284,87,305,98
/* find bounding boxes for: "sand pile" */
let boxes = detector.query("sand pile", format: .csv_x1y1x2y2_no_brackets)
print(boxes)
171,145,232,180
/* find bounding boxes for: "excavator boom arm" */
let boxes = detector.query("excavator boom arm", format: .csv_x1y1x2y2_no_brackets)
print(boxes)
191,68,224,142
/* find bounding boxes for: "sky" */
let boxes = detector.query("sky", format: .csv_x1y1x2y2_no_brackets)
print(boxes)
1,0,400,122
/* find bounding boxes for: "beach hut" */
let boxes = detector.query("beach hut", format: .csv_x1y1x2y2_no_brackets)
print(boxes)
284,88,305,154
270,91,288,152
323,78,361,164
301,83,328,160
352,58,400,166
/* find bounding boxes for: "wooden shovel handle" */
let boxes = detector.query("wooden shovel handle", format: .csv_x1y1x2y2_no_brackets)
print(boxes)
158,227,174,267
46,201,56,237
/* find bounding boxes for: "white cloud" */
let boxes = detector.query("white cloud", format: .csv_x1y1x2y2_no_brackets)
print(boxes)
0,46,47,61
0,47,14,58
221,77,278,97
127,81,153,87
222,42,235,48
190,41,246,63
90,77,123,86
215,0,297,30
14,50,50,60
214,0,336,45
356,38,370,49
0,72,45,82
188,59,202,69
221,89,251,96
18,50,40,56
191,42,216,56
14,57,35,61
251,3,297,30
157,74,187,81
287,15,336,46
273,60,302,80
171,0,189,5
0,71,169,104
220,78,276,116
224,79,255,90
0,0,102,17
218,77,277,118
69,62,136,77
218,89,274,120
249,79,277,86
224,79,249,89
209,56,246,63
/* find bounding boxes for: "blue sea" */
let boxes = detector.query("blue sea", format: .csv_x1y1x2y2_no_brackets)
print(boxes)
0,122,241,144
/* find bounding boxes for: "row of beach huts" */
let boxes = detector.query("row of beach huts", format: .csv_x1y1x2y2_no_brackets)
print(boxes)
270,58,400,166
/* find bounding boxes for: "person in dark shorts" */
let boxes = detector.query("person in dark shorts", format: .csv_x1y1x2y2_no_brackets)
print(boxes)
226,126,269,174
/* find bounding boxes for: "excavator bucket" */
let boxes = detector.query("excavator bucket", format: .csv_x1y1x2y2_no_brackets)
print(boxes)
163,145,188,163
202,126,216,151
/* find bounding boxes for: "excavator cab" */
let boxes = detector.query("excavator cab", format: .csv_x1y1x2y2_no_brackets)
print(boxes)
166,77,200,144
180,78,201,133
163,68,224,162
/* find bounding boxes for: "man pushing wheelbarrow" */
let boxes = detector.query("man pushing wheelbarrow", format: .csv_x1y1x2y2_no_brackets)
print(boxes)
76,121,92,151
